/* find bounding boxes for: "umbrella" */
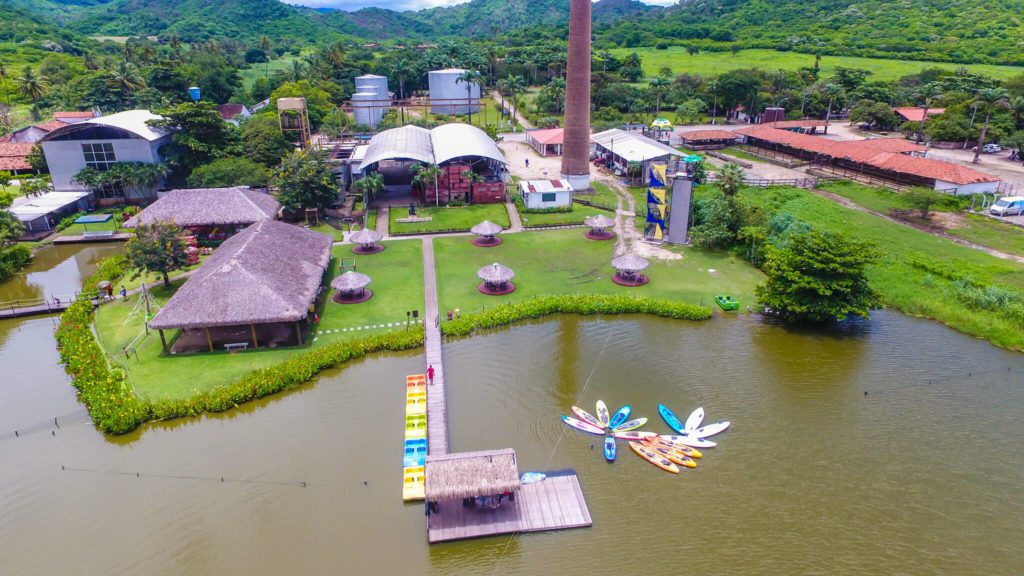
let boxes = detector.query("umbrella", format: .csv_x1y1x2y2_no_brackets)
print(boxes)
611,254,650,273
350,228,383,245
331,271,372,292
683,154,703,163
471,220,503,237
651,118,673,130
584,214,615,229
477,263,515,284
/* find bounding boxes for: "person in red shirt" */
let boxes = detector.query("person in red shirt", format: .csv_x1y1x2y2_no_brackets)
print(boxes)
427,365,435,385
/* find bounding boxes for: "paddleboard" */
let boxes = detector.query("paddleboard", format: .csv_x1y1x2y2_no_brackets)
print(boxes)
596,400,610,428
612,430,659,441
658,404,686,434
611,417,648,432
629,441,680,473
571,406,603,429
684,407,705,432
646,437,702,458
608,405,631,429
604,436,616,461
661,434,717,449
562,415,605,435
694,421,731,438
642,441,693,467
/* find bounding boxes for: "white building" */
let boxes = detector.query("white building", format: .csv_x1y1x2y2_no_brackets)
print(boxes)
39,110,172,201
519,179,574,209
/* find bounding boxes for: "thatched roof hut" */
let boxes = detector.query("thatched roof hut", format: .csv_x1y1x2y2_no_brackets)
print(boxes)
331,271,371,292
125,187,279,228
350,228,383,245
477,262,514,283
425,448,521,501
150,219,332,330
470,220,503,237
611,253,650,273
584,214,615,229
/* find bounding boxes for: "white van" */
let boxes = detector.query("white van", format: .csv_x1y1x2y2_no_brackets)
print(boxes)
990,196,1024,217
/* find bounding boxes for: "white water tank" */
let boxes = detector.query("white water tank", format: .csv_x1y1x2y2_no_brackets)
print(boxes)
352,91,384,127
429,68,480,116
355,74,389,102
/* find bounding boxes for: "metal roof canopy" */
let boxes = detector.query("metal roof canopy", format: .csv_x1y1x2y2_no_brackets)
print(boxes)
360,124,507,172
592,128,685,163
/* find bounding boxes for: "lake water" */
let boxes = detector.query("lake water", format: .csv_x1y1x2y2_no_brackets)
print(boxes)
1,306,1021,575
0,243,123,303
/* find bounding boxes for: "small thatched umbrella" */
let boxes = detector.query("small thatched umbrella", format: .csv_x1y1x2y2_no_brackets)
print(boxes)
584,214,616,240
611,253,650,286
332,271,373,303
477,262,516,295
471,220,504,247
350,228,384,254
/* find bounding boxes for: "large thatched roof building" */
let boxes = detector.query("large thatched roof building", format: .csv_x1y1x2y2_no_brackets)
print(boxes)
150,219,332,353
125,187,280,229
425,448,521,502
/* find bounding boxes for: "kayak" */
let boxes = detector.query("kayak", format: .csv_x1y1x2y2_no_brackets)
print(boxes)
609,405,631,429
612,430,659,441
595,400,610,428
571,406,603,429
661,434,717,449
684,407,705,432
629,441,679,474
604,436,616,461
643,441,697,468
562,415,605,435
693,421,731,439
521,472,546,484
645,437,703,459
658,404,686,434
611,417,648,432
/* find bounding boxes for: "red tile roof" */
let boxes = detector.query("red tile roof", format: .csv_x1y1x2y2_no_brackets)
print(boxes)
894,107,945,122
872,154,998,185
34,120,67,132
679,129,738,142
0,142,34,171
216,104,247,120
52,111,97,119
762,119,829,128
527,128,564,145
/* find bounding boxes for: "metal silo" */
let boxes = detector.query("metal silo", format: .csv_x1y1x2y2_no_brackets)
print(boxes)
355,74,390,102
352,91,383,127
429,68,480,116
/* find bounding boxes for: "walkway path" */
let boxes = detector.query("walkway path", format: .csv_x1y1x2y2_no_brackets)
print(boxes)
376,206,390,238
491,90,534,130
504,201,523,232
421,237,449,455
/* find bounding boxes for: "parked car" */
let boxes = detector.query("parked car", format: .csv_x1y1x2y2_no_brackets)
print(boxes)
990,196,1024,217
972,143,1003,153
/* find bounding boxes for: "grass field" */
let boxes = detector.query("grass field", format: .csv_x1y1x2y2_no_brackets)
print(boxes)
433,227,762,315
389,203,511,235
438,98,525,132
610,48,1024,82
239,55,301,88
2,184,21,198
517,204,608,227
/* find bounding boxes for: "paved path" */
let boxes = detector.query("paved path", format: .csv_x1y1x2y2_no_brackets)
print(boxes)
421,237,449,455
504,202,523,232
376,206,390,238
491,90,533,130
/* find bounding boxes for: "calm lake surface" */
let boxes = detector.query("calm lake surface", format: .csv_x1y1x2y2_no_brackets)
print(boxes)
1,303,1022,573
0,243,123,303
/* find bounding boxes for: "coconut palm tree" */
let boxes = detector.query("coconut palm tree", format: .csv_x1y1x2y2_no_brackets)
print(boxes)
16,67,48,106
456,69,483,125
387,57,411,101
507,75,527,132
912,83,943,145
354,171,384,205
0,60,10,108
259,35,272,79
168,33,182,61
716,162,746,197
411,163,443,206
1009,96,1024,130
821,83,844,126
461,169,484,204
971,87,1011,164
108,61,146,105
544,77,566,115
649,76,672,116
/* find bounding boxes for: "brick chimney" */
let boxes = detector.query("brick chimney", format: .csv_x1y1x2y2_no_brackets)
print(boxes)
560,0,592,191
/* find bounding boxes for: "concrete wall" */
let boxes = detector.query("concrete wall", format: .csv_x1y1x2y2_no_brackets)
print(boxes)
43,137,167,191
937,180,999,195
522,188,573,209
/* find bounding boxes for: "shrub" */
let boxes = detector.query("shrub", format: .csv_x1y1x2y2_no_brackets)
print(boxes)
57,211,85,232
441,294,713,337
513,193,573,214
0,244,33,282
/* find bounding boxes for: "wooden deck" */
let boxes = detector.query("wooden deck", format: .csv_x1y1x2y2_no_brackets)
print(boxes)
422,238,449,455
427,472,592,543
52,233,130,244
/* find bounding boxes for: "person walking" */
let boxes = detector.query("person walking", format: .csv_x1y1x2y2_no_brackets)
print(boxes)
119,286,127,300
427,364,435,385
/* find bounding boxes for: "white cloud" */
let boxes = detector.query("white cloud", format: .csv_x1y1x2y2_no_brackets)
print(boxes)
283,0,677,11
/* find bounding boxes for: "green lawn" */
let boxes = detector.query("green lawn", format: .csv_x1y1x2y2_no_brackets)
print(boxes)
737,185,1024,349
440,98,525,131
948,214,1024,257
518,204,608,227
433,228,762,315
58,208,129,236
2,184,21,198
580,182,621,210
721,147,768,164
239,54,300,88
389,203,511,235
611,47,1024,82
94,239,425,399
366,209,377,231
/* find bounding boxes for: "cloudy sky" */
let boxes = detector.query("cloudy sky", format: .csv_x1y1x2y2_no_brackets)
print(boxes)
284,0,678,11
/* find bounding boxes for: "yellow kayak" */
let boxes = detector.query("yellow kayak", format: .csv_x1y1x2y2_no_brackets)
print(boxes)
629,441,680,474
646,437,702,459
642,440,697,468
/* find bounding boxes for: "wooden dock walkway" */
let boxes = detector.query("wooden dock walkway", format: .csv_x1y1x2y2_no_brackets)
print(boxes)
427,472,592,543
421,237,449,455
0,299,71,319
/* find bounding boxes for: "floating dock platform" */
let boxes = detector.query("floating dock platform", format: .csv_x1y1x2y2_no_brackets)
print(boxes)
402,374,427,501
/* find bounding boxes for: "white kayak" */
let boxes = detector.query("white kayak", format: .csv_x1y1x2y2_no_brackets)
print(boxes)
693,421,730,438
661,434,717,448
562,415,605,435
612,430,659,441
611,417,648,432
571,406,603,429
595,400,610,428
684,407,705,432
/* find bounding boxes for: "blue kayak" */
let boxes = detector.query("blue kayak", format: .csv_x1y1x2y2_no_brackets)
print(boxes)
658,404,686,434
608,405,631,429
604,436,617,462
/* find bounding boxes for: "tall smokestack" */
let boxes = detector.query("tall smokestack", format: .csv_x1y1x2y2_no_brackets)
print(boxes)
560,0,591,191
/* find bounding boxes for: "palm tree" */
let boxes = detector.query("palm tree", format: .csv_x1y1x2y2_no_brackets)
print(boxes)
411,163,443,206
16,67,48,106
545,77,566,115
168,33,182,61
912,83,943,145
0,60,10,108
1009,96,1024,130
387,57,411,101
354,171,384,206
259,35,272,79
706,77,720,124
971,87,1011,164
507,74,527,132
649,76,672,116
109,61,146,105
821,83,844,127
716,162,745,197
456,69,483,125
461,169,483,204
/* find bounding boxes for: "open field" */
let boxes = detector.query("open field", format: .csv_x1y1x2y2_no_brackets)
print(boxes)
433,227,762,315
517,204,607,227
239,54,300,88
436,98,524,131
389,203,510,235
611,48,1024,82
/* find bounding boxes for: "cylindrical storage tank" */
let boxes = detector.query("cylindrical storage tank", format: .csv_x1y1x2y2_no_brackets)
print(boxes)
429,68,480,116
355,74,389,102
352,92,383,127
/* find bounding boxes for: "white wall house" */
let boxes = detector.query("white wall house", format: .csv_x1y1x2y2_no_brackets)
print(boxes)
39,110,172,202
936,180,1000,196
520,179,574,209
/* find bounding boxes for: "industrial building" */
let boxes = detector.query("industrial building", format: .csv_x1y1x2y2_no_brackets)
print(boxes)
591,128,685,178
525,128,565,157
353,74,390,128
519,179,574,209
357,124,507,204
428,69,480,116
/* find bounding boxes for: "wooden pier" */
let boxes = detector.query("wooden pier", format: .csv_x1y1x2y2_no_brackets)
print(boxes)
427,472,592,543
421,238,449,455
